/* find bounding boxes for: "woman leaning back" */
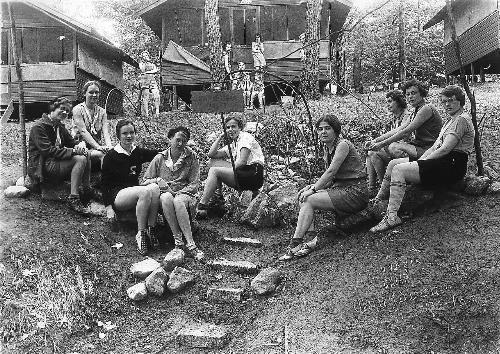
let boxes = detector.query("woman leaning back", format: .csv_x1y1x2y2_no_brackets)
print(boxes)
279,115,369,260
142,126,205,261
370,85,475,232
101,119,160,255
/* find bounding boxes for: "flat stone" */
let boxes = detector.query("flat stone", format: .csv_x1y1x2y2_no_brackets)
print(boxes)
223,237,263,248
250,267,282,295
145,267,168,296
488,181,500,194
15,176,26,186
167,266,195,293
88,202,106,217
4,186,30,198
127,282,147,301
464,175,491,195
208,259,258,274
207,287,243,303
162,248,185,271
177,323,230,349
130,258,161,279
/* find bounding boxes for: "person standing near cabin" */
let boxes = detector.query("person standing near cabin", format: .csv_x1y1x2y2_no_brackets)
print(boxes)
235,62,253,108
139,51,160,118
223,41,233,89
252,33,266,69
251,71,265,109
72,80,112,167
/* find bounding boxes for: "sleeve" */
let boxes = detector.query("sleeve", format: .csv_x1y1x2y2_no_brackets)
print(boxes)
142,154,161,180
177,154,200,196
31,124,73,160
72,105,87,134
220,145,230,158
445,116,468,142
101,153,115,206
238,133,254,152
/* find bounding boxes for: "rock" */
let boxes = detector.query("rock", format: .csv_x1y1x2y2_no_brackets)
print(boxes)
15,176,25,186
145,267,168,296
484,165,500,180
488,181,500,194
464,175,491,195
207,287,243,303
88,202,106,217
208,259,258,274
268,183,299,220
238,190,254,208
167,267,195,293
240,193,280,229
130,258,161,279
177,323,230,349
127,282,147,301
250,267,282,295
223,237,263,248
162,248,185,271
4,186,30,198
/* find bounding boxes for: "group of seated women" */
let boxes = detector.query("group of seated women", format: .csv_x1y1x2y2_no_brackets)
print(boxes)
28,79,474,262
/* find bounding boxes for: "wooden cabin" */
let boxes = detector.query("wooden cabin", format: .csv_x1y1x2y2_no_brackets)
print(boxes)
423,0,500,78
138,0,351,103
1,1,138,121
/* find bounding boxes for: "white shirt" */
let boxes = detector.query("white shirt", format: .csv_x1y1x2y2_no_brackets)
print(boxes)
221,131,264,165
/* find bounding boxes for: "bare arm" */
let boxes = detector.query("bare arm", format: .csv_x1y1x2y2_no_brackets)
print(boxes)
208,134,228,159
235,147,250,168
101,112,112,147
72,107,101,150
421,134,458,160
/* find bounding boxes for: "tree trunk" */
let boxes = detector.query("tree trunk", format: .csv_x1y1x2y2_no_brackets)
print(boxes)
352,41,363,93
204,0,225,89
334,34,347,96
445,0,483,175
300,0,322,100
398,0,406,83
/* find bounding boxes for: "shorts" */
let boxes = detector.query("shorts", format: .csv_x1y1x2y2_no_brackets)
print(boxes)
327,179,369,218
235,163,264,191
417,150,468,187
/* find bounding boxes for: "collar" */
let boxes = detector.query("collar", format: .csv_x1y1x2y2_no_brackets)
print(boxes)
114,143,137,156
42,113,61,128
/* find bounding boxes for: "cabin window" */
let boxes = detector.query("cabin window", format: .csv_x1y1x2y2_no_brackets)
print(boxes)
38,27,72,63
1,30,8,65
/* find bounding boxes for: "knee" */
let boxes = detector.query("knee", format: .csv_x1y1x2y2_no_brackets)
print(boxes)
147,183,160,197
392,164,405,178
160,192,174,204
173,196,188,209
138,186,153,200
72,155,87,165
387,143,400,156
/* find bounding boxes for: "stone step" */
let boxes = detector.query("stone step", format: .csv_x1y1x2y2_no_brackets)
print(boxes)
207,287,244,303
223,236,263,248
208,259,258,274
177,323,230,349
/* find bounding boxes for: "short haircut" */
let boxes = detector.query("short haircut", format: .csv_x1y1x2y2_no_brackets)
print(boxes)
255,33,261,38
386,89,407,109
315,114,341,135
224,115,244,129
115,119,136,138
167,126,190,140
440,85,466,107
402,79,428,97
48,96,72,113
82,80,101,94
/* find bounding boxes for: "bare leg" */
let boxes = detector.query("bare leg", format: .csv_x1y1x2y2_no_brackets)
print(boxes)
366,151,377,190
292,190,335,240
374,157,409,200
199,166,237,205
160,192,183,245
114,186,153,230
174,194,196,247
147,184,160,227
388,142,418,160
371,151,389,183
57,155,89,195
386,162,421,217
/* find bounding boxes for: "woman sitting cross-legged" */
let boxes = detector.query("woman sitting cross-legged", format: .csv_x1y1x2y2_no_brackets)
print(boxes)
279,115,369,261
365,90,411,197
101,119,160,255
370,85,475,232
195,115,265,218
142,126,205,261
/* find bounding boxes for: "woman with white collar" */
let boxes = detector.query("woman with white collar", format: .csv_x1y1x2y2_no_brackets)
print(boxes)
101,119,160,255
142,126,204,261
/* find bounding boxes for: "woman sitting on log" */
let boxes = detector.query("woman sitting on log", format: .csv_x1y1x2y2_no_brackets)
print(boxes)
365,90,410,197
279,115,369,260
370,85,475,232
142,126,205,261
101,119,160,255
195,115,265,218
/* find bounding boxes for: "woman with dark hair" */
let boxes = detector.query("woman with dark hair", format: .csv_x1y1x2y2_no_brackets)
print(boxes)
365,90,410,196
370,85,474,232
142,126,204,261
71,80,112,167
196,115,265,218
279,115,369,260
28,96,92,213
101,119,160,255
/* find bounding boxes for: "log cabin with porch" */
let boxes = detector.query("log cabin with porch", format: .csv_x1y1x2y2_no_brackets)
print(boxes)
138,0,351,106
1,1,138,121
423,0,500,80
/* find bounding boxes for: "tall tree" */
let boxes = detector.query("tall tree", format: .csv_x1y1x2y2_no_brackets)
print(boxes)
300,0,322,100
204,0,225,88
397,0,406,83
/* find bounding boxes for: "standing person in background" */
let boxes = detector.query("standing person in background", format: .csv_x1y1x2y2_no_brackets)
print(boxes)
251,71,265,109
72,80,112,167
235,62,253,108
139,51,160,118
223,41,233,89
252,33,266,69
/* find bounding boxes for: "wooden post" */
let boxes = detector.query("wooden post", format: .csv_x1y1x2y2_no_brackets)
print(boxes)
470,63,475,85
173,85,178,110
479,67,485,82
7,2,27,178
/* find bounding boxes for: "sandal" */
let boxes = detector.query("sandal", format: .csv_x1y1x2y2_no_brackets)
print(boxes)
370,214,402,233
278,239,304,261
294,243,316,257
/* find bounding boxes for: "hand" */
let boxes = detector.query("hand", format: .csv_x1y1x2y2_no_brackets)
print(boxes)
364,140,374,150
73,143,88,156
106,206,115,220
298,184,313,195
369,142,381,151
99,145,112,152
298,188,315,203
156,177,169,190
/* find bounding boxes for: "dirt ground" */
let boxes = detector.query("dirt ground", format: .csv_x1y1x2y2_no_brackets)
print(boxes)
2,84,500,353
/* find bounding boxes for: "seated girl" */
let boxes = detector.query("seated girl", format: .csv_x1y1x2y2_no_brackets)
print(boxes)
365,90,410,196
72,81,112,167
101,119,160,255
196,115,265,218
279,115,369,260
365,79,442,171
142,126,205,261
370,85,475,232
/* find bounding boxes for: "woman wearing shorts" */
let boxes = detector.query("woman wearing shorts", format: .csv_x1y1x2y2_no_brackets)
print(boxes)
196,115,264,218
370,85,475,232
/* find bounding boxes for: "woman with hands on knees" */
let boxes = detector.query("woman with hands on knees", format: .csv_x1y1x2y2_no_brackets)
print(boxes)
279,115,369,261
142,126,205,261
195,115,264,218
370,85,475,232
72,80,112,166
101,119,159,256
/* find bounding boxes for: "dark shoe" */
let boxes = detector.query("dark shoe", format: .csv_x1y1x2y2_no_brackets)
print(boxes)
67,195,90,214
78,186,100,205
195,203,209,220
148,225,160,249
135,230,149,255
